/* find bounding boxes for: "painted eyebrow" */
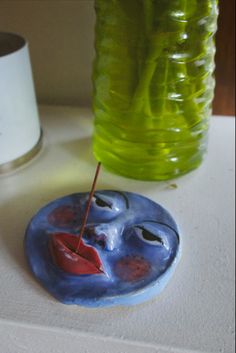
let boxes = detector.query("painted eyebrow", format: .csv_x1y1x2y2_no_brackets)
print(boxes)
114,191,130,209
141,220,180,244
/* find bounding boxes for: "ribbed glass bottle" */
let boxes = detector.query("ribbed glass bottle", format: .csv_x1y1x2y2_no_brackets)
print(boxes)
92,0,218,180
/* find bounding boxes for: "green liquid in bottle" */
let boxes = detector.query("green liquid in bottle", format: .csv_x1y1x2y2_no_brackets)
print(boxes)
93,0,218,180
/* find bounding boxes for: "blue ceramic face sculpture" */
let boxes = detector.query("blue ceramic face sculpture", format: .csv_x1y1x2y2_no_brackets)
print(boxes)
25,191,180,307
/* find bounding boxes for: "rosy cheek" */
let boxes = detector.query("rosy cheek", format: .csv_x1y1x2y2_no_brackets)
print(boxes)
114,255,151,282
48,206,78,227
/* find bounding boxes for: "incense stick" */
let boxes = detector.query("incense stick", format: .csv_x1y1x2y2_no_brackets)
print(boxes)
75,162,101,253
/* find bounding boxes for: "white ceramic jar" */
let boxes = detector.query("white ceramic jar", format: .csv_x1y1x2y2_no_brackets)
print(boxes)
0,32,41,172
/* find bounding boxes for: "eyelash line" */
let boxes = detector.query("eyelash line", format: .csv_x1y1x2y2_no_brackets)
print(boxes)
136,226,164,245
140,220,180,244
93,194,113,209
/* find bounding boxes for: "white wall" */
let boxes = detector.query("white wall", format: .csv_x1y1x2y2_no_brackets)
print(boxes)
0,0,95,107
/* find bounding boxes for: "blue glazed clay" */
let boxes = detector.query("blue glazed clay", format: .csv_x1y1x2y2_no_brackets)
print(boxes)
25,191,180,307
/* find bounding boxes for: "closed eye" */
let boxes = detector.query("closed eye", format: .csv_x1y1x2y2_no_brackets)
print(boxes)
93,194,113,209
135,226,164,246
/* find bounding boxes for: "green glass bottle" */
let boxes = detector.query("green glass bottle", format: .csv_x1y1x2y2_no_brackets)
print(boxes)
92,0,218,180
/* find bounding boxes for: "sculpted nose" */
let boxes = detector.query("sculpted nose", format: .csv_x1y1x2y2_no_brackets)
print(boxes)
86,223,122,251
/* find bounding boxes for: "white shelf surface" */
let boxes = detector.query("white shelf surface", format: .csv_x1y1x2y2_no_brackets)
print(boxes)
0,106,235,353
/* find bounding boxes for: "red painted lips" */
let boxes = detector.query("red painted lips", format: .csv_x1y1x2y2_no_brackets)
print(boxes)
49,233,104,276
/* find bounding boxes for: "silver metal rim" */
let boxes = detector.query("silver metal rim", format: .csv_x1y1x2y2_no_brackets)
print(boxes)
0,130,43,174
